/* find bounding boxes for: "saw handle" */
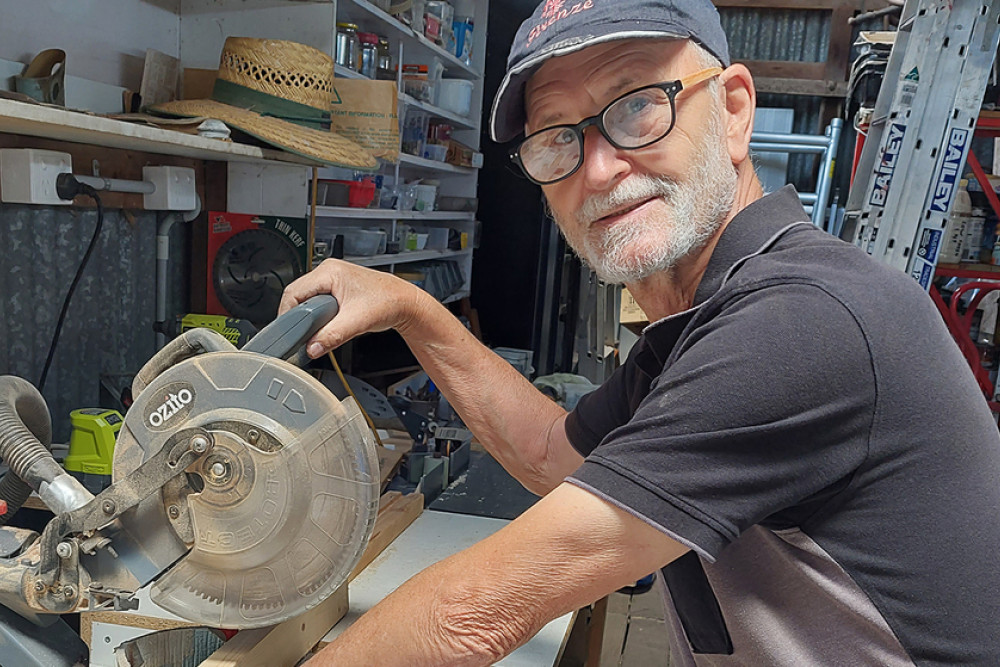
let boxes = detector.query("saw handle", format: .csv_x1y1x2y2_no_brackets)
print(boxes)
243,295,340,365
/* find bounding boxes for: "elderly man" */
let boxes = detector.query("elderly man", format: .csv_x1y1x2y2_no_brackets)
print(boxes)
291,1,1000,664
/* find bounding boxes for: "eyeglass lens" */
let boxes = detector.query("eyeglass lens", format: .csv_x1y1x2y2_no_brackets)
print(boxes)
519,86,675,184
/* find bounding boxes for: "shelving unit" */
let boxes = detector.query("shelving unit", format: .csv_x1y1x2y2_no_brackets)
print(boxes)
316,207,474,221
321,0,487,303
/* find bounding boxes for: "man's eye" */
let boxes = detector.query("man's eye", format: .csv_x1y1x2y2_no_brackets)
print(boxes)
624,97,651,115
553,128,576,145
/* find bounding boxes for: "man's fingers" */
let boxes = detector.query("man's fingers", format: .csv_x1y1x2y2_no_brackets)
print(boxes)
279,260,340,314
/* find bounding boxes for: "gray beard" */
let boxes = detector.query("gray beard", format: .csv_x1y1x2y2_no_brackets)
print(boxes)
552,112,739,285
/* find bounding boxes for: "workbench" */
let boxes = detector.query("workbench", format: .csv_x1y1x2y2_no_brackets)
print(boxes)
319,509,576,665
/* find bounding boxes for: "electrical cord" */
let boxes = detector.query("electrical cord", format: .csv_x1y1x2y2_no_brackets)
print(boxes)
327,351,384,446
38,175,104,392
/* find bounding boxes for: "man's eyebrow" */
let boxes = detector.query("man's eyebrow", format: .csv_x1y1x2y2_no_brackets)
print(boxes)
531,77,642,131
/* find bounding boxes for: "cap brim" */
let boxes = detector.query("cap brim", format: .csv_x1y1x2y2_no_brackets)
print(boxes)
151,99,377,170
490,29,690,144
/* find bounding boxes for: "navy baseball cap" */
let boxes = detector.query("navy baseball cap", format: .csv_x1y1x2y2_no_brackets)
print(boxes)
489,0,731,143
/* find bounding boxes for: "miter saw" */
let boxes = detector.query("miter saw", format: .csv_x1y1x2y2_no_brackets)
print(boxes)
0,296,379,666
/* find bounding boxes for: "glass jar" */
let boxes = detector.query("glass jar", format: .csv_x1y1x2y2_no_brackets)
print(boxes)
335,23,360,71
376,36,392,75
358,32,379,79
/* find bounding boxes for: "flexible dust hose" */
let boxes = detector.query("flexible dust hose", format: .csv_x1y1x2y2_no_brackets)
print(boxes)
0,376,57,523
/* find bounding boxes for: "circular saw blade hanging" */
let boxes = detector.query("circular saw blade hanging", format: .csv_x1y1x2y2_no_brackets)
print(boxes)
213,228,303,327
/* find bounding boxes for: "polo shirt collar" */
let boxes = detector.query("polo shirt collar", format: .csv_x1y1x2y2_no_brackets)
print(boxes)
641,185,812,338
692,185,812,307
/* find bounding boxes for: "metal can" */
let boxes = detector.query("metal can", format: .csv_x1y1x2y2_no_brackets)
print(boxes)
335,23,360,71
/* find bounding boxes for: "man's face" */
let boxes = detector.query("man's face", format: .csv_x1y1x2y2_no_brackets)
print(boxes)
524,39,739,284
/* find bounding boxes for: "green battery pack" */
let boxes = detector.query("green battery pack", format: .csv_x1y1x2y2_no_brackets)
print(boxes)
64,408,122,493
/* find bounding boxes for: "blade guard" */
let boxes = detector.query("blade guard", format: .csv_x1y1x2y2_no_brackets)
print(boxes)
113,349,379,628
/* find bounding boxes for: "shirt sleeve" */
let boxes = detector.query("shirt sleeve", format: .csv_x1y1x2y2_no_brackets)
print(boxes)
567,282,876,560
565,336,653,456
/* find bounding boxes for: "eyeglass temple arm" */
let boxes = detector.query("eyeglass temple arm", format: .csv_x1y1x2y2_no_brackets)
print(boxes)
679,66,724,91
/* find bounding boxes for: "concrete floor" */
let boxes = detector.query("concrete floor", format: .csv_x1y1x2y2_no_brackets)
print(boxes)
559,577,670,667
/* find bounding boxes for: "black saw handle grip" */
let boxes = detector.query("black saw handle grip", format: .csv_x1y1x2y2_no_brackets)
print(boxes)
243,295,339,365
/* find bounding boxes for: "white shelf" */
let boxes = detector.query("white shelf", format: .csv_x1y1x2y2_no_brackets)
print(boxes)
340,0,480,79
398,153,476,174
0,98,318,166
316,206,475,221
334,64,368,80
399,93,476,130
344,247,472,267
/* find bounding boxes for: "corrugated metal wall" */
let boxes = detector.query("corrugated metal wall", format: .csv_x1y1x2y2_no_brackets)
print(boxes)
720,6,835,194
0,204,163,442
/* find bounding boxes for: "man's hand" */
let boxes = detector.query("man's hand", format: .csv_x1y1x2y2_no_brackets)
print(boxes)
279,258,430,358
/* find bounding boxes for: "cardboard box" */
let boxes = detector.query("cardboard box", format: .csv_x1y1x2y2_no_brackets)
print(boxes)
444,139,475,167
620,288,648,325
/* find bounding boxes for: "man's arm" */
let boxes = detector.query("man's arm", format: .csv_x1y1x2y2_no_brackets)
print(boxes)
307,482,689,666
280,260,583,494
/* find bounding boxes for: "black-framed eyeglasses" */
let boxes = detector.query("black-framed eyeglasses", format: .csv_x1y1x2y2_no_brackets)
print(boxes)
510,67,723,185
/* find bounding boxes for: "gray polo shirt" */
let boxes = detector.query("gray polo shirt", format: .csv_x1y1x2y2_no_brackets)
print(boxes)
566,186,1000,666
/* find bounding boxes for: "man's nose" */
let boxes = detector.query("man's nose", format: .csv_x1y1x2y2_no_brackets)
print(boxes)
579,126,631,191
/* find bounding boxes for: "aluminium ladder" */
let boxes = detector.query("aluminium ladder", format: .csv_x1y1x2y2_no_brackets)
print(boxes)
842,0,1000,289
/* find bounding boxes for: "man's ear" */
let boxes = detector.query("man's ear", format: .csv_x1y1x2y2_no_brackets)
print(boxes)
719,64,756,165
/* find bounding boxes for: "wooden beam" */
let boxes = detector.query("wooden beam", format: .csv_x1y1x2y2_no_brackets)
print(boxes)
714,0,867,9
754,77,849,97
739,60,826,81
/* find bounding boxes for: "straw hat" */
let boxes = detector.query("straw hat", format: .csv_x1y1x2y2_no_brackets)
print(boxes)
151,37,377,170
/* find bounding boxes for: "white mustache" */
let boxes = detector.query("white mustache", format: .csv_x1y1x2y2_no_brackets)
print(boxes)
578,175,679,225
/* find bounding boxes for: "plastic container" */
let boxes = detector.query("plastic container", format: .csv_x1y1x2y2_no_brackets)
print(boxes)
342,228,385,256
426,227,448,250
436,79,473,116
940,181,970,263
493,347,534,378
422,144,448,161
413,183,437,211
321,179,376,208
358,32,379,79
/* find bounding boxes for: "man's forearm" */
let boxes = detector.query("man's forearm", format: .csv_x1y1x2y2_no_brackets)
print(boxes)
396,289,581,494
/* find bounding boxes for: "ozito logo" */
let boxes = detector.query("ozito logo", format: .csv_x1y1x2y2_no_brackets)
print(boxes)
931,128,969,214
144,382,195,430
869,123,906,207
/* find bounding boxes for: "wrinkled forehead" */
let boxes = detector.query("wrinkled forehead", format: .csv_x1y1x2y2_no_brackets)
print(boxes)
524,38,694,129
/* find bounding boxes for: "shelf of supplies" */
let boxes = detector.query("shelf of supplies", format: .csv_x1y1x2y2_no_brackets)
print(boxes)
333,68,477,131
398,153,476,174
344,247,472,268
334,64,368,80
316,206,475,221
399,92,476,130
341,0,480,79
0,98,319,166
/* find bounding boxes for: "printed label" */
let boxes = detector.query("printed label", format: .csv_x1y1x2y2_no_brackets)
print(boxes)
916,228,942,261
144,382,195,430
870,123,907,207
931,128,970,213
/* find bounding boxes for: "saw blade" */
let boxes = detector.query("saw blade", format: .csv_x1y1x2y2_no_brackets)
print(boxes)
213,228,303,327
114,351,379,628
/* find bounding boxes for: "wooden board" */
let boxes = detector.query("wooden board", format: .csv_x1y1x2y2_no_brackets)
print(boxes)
198,584,348,667
349,491,424,582
376,445,405,491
